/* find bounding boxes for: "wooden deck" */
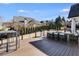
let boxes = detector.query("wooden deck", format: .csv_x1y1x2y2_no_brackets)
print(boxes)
30,37,79,56
2,35,79,56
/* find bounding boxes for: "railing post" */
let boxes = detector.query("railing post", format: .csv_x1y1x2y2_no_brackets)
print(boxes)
16,32,18,50
6,33,9,52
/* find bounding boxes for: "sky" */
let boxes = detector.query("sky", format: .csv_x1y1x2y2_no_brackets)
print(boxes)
0,3,74,22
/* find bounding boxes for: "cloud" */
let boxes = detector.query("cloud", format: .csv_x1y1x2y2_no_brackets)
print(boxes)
60,8,70,12
17,10,25,12
17,9,40,13
1,3,11,5
33,10,39,12
42,17,53,20
17,9,30,13
3,3,10,4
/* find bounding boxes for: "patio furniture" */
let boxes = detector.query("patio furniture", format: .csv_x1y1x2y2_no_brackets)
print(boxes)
51,32,55,39
0,31,20,52
0,33,8,46
54,32,59,40
47,33,52,39
59,32,64,41
0,34,4,46
47,33,50,38
47,31,79,43
64,34,67,42
69,34,78,43
59,32,67,42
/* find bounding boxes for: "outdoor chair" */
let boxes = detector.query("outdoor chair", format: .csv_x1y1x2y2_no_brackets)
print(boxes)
69,34,78,43
54,32,59,40
59,33,64,41
51,32,55,39
47,32,54,39
47,33,51,39
59,33,67,42
63,34,67,42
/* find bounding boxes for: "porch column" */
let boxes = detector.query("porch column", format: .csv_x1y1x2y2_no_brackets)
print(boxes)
71,18,76,34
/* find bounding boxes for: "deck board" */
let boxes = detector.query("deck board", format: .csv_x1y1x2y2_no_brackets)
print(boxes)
30,37,79,56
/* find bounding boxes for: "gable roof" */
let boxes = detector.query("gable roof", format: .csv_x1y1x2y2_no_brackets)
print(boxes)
68,3,79,18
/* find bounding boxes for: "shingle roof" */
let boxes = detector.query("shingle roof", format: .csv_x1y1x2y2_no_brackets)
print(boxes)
68,3,79,18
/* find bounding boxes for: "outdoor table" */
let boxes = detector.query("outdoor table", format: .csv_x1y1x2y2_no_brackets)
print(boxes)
0,30,20,52
47,31,79,42
64,32,72,42
59,32,79,42
59,32,64,41
59,32,64,35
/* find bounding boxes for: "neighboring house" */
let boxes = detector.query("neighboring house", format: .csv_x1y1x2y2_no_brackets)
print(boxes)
12,16,41,27
2,22,14,28
2,16,42,30
0,16,4,30
12,16,28,27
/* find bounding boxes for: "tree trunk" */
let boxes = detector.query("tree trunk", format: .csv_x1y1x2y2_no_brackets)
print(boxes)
35,32,37,38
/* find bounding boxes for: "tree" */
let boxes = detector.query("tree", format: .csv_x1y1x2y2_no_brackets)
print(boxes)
55,16,62,30
40,21,44,24
45,20,49,25
61,17,67,32
62,17,65,22
40,21,44,37
61,17,66,26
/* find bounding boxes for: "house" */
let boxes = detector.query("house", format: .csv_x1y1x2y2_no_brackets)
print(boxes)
12,16,41,28
68,3,79,34
0,16,4,30
2,16,42,31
